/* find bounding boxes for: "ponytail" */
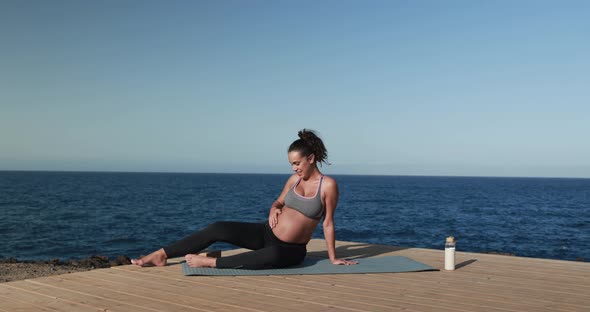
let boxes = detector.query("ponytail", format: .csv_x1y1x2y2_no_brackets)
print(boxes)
288,129,330,166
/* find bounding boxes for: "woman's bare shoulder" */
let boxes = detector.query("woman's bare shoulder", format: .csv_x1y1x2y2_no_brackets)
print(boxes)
322,175,338,189
285,173,300,187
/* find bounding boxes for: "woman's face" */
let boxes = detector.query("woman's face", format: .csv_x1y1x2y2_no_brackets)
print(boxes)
288,151,315,177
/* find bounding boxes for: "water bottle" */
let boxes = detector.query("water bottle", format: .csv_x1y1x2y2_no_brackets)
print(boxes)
444,236,456,271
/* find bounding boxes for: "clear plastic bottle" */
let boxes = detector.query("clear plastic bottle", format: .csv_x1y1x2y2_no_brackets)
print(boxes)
444,236,456,271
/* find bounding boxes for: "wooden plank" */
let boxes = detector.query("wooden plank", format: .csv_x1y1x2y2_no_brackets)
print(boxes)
121,266,494,312
68,269,264,312
440,260,590,281
393,269,590,296
395,252,588,272
93,268,392,311
0,294,58,312
292,273,586,311
393,248,589,272
306,240,590,284
123,240,588,308
7,278,162,312
172,275,408,312
352,272,590,301
0,282,103,312
282,273,570,312
353,266,590,293
317,239,588,270
228,275,521,312
2,240,588,312
107,266,373,312
26,275,214,312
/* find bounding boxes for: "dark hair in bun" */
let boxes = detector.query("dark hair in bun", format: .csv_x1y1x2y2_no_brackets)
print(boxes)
288,129,329,166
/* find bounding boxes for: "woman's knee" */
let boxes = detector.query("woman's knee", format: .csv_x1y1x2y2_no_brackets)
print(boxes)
204,221,228,232
202,221,220,232
202,221,235,240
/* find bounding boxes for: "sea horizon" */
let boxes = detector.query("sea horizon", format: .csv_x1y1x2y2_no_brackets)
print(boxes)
1,169,588,180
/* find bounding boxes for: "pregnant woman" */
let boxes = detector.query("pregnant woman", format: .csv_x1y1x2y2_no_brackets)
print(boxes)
131,129,357,269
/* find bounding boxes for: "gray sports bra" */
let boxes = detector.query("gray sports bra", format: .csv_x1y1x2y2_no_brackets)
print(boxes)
284,175,325,220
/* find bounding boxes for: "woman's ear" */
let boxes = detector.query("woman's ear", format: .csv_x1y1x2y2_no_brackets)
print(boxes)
308,154,315,164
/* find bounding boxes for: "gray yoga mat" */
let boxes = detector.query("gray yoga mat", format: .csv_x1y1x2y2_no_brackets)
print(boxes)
182,256,436,276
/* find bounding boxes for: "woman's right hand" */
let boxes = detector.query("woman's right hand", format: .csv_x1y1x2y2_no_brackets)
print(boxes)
268,207,282,228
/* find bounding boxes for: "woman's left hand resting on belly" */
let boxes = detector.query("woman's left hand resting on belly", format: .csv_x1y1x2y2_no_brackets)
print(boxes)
268,204,282,229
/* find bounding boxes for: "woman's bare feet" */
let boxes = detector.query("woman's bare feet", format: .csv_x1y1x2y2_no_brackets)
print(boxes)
185,254,216,268
131,248,168,267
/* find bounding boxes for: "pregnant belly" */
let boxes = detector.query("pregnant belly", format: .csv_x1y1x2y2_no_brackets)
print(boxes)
272,207,320,244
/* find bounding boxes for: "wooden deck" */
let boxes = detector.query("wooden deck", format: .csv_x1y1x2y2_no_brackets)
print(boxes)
1,239,588,311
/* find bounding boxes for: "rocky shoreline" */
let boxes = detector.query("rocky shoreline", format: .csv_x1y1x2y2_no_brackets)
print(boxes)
0,255,131,283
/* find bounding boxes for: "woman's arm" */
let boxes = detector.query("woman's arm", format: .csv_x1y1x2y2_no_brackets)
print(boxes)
269,174,298,228
322,177,358,265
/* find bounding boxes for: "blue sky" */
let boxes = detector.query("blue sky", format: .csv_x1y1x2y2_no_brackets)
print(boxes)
1,1,589,177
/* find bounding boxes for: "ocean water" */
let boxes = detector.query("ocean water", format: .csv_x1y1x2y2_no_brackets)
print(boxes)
0,171,588,262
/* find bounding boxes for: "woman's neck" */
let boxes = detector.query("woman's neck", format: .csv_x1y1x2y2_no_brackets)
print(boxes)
302,168,322,181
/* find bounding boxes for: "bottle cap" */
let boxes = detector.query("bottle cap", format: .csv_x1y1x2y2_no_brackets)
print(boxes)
446,236,455,243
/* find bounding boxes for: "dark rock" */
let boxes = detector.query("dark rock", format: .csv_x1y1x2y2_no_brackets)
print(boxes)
1,257,19,264
110,255,131,266
78,255,110,269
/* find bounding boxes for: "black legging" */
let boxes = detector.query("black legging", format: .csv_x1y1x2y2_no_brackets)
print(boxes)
163,221,307,269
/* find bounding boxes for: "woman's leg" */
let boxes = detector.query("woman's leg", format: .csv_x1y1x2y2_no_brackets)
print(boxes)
131,248,168,266
189,220,307,269
187,244,307,270
132,221,265,266
164,221,266,258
